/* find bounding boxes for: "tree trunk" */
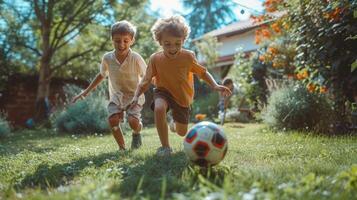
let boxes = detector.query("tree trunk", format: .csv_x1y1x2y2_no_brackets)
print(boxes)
34,53,51,122
34,12,52,123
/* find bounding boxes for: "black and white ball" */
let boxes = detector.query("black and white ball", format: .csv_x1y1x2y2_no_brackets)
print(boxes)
183,121,228,167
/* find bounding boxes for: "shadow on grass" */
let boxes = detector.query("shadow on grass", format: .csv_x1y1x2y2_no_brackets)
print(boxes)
0,130,67,156
16,151,120,189
115,151,231,199
115,151,189,199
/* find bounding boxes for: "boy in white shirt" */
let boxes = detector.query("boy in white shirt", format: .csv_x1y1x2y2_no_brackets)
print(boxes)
72,21,146,150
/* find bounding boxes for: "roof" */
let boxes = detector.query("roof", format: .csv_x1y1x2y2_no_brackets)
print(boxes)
194,11,286,41
202,19,267,39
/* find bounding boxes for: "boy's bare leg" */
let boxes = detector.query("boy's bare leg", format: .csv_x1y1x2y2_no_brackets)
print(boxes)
174,122,188,137
128,116,142,134
154,98,169,147
108,113,125,149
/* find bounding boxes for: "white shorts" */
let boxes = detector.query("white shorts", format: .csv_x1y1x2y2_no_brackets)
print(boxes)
107,102,142,122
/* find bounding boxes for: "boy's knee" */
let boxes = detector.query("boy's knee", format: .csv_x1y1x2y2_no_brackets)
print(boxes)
108,113,123,126
177,130,186,137
154,104,167,114
175,125,187,137
128,116,141,129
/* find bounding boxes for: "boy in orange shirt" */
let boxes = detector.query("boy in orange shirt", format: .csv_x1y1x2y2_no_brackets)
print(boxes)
129,16,231,156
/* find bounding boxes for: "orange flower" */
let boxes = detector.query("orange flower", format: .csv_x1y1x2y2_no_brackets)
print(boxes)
300,69,309,79
266,6,277,12
255,36,262,44
268,47,278,55
263,0,282,13
319,86,328,94
195,114,206,121
307,83,316,93
296,73,303,80
255,29,262,36
259,55,265,62
272,62,279,68
271,23,281,33
325,7,342,21
262,29,271,38
251,15,265,23
296,70,308,80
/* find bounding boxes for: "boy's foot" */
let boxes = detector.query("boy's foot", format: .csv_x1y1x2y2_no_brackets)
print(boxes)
156,146,172,157
119,146,126,151
131,133,142,149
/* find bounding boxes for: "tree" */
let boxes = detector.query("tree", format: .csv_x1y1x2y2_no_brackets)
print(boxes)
1,0,112,122
50,0,158,80
182,0,237,39
1,0,156,122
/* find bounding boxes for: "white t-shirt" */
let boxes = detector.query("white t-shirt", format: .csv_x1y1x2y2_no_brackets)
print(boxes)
100,49,146,107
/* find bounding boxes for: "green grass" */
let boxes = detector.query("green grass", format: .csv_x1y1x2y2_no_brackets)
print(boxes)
0,123,356,199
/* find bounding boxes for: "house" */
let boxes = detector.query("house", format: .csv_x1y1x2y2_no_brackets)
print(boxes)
195,14,281,79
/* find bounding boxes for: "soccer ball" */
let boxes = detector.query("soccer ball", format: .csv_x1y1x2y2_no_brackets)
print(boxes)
183,121,228,167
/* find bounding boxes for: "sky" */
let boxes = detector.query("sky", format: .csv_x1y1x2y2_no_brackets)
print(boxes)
149,0,265,20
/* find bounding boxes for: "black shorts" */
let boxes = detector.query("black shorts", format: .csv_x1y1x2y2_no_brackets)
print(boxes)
151,88,190,124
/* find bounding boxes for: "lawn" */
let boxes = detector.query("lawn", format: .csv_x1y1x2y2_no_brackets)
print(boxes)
0,123,356,199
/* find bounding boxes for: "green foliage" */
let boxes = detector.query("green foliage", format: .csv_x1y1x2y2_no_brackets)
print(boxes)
195,36,221,70
229,50,267,110
338,164,357,191
0,114,10,138
191,92,219,119
262,83,333,133
51,84,109,134
225,109,251,123
0,0,157,90
285,0,357,120
182,0,237,39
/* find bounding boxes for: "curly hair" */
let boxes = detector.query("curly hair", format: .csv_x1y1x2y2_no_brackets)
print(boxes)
111,20,136,38
151,15,190,42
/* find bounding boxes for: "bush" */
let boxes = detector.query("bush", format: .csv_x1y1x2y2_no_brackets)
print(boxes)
191,92,219,120
262,83,333,133
0,114,11,138
224,109,250,123
51,84,109,134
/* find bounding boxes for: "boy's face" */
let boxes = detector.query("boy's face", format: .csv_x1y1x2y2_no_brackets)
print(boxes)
224,83,234,91
159,32,184,58
112,33,134,56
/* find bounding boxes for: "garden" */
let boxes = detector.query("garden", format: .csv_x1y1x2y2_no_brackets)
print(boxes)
0,0,356,199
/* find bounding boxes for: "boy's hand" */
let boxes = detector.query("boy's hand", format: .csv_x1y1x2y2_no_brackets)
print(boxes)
126,96,139,110
71,91,87,103
214,85,232,97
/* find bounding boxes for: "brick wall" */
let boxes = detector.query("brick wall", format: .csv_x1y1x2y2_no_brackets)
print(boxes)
0,74,88,127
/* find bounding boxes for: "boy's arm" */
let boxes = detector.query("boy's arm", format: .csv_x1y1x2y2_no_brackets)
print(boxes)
72,73,104,103
128,63,154,107
200,71,232,97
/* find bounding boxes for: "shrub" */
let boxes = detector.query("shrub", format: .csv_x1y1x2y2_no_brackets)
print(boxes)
51,84,109,134
224,109,250,123
191,92,219,120
262,83,333,133
0,114,11,138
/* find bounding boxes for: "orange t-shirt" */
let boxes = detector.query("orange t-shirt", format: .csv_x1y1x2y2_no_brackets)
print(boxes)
149,49,207,107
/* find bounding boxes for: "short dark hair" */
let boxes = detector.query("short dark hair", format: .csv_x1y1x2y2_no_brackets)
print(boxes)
111,20,136,38
222,77,233,86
